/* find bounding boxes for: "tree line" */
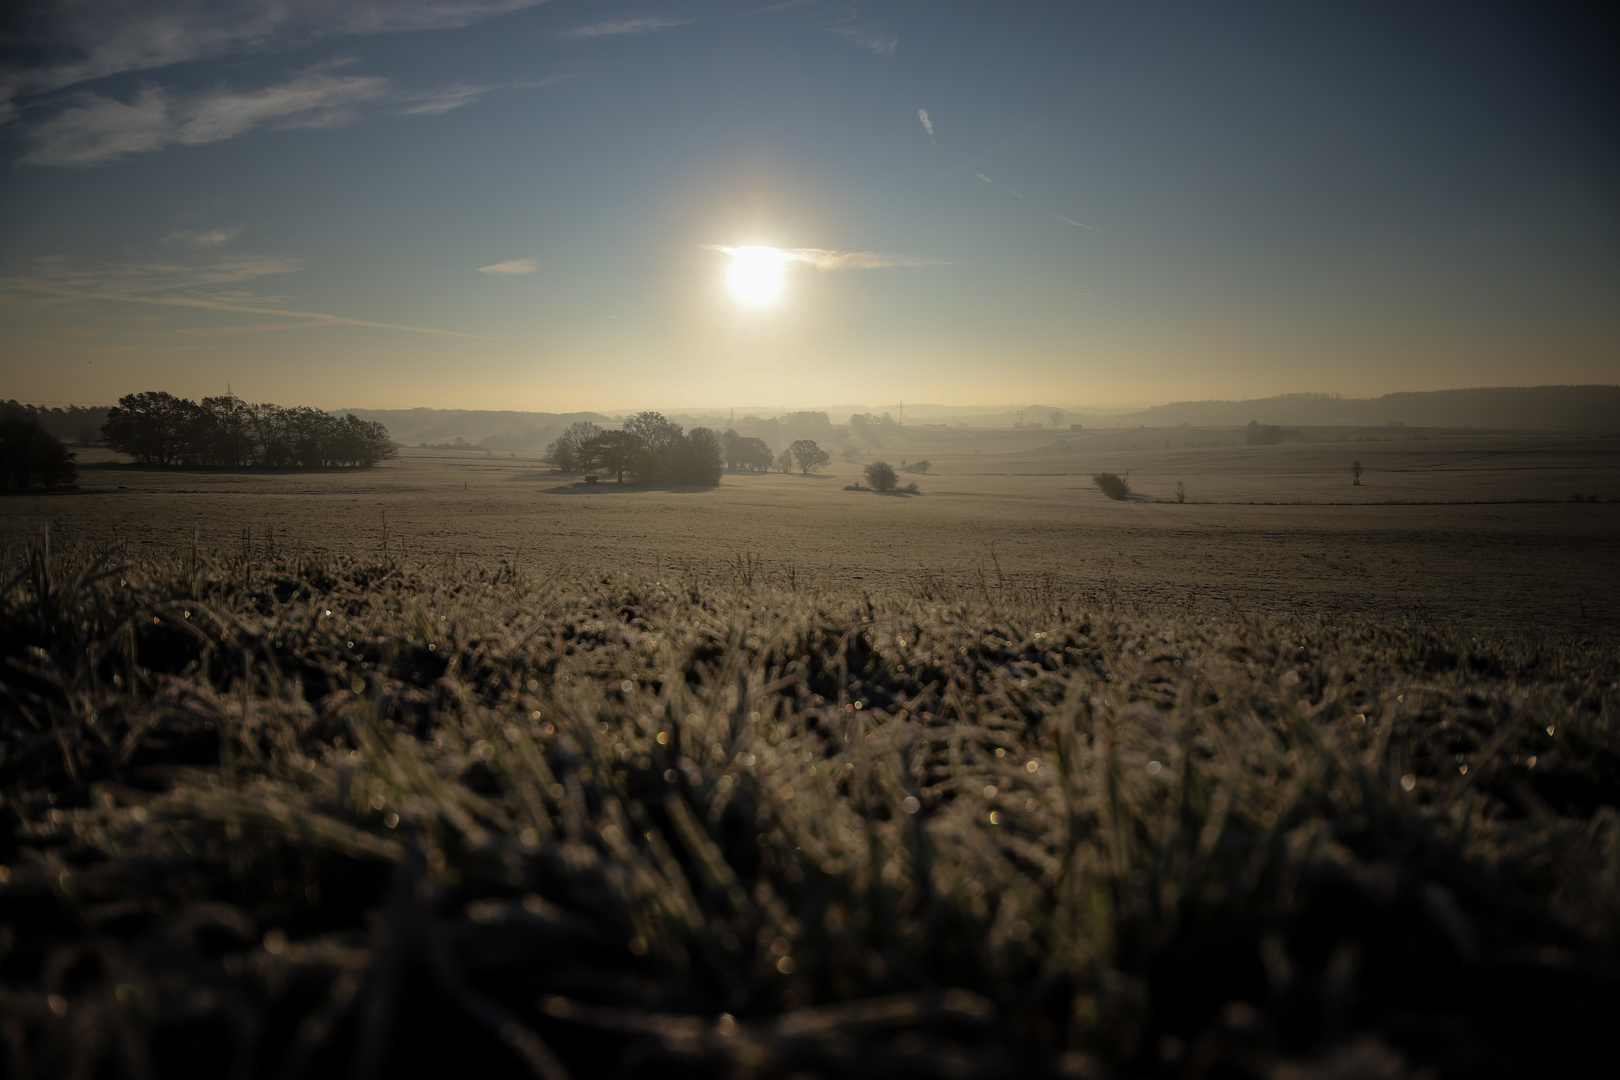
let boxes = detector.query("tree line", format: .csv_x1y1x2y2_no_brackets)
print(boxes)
0,400,110,445
101,392,397,468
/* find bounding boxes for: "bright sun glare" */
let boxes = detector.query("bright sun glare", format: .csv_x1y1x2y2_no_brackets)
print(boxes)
726,246,787,307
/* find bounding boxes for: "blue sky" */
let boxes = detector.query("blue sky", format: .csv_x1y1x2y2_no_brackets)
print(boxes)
1,1,1614,410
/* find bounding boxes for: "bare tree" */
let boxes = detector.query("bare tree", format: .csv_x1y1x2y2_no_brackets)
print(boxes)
546,421,601,471
1049,409,1064,429
1351,459,1363,486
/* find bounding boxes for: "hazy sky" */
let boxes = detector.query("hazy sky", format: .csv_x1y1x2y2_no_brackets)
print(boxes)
1,1,1615,410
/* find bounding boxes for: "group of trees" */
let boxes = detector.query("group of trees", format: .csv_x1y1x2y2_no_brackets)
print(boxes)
0,400,109,445
722,430,775,472
0,404,77,491
847,411,901,444
546,414,840,486
546,413,724,485
1244,421,1285,446
102,392,397,468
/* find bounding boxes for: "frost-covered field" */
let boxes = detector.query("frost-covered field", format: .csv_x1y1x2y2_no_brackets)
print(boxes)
2,536,1616,1078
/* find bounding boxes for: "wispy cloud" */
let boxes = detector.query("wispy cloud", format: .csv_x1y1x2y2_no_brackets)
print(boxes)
163,227,243,248
828,5,898,55
918,108,935,145
20,66,563,167
1053,214,1101,232
398,75,563,115
559,15,696,40
0,1,550,123
1,254,489,338
478,258,540,277
21,69,391,167
973,172,993,184
702,245,949,270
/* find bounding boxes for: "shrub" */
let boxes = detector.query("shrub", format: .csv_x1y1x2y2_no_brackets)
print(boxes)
864,460,898,492
903,459,932,474
1093,472,1130,500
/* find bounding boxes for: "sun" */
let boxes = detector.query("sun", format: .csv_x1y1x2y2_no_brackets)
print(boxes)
726,246,787,307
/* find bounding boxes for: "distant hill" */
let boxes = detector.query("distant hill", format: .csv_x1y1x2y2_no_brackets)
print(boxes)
330,408,610,451
1118,386,1620,431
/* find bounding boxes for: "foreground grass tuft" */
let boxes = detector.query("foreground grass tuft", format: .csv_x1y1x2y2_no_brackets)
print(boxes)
2,535,1617,1078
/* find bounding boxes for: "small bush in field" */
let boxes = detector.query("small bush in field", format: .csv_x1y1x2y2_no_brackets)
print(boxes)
864,460,898,491
1093,471,1130,500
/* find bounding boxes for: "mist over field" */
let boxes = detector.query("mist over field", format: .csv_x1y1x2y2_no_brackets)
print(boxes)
3,2,1618,1078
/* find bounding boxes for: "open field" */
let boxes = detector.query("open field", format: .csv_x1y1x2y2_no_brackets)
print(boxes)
5,427,1618,639
3,427,1619,1078
2,534,1617,1079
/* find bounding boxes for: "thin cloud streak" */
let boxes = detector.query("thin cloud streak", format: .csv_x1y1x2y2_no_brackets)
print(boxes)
918,108,935,145
558,15,696,40
398,75,565,115
16,284,492,338
1053,214,1101,232
478,258,540,277
163,227,243,248
2,255,488,338
702,245,949,270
